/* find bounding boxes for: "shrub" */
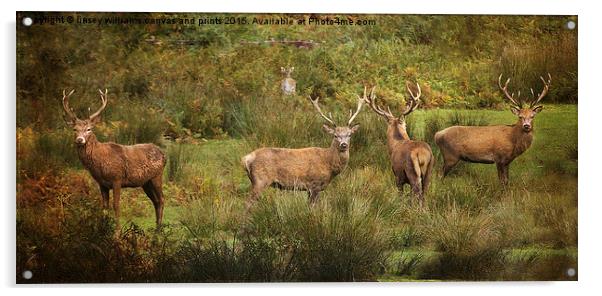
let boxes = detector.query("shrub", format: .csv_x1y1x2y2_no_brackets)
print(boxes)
17,127,81,180
17,197,152,283
243,192,391,281
111,106,165,146
389,251,423,277
419,206,509,280
166,144,189,183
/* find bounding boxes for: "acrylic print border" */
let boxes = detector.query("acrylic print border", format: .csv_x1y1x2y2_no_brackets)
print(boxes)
14,8,578,286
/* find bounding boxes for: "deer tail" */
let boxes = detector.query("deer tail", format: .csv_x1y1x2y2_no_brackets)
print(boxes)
412,153,423,187
241,152,255,178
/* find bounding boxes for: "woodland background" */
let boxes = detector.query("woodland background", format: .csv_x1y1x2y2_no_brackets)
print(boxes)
16,13,577,282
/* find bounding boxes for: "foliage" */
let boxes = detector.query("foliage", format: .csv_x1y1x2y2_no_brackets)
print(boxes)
16,13,578,282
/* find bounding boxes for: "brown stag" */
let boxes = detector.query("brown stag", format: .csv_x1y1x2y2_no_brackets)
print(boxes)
364,84,434,203
62,89,166,227
434,74,551,185
242,92,365,207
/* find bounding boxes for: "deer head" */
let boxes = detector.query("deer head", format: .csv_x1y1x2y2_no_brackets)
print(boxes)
363,83,421,132
281,66,294,78
62,89,108,146
498,74,551,132
309,94,364,152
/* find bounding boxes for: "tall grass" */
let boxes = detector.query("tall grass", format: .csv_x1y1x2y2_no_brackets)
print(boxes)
243,192,391,281
16,105,577,282
110,105,166,146
500,31,577,103
16,14,578,282
418,205,508,280
17,127,81,180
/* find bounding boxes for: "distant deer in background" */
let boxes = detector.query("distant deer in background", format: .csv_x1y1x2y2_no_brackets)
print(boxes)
364,84,434,203
435,74,551,185
280,66,296,95
62,89,166,227
242,92,365,207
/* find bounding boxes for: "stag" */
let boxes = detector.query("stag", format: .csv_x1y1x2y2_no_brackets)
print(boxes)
364,84,434,203
435,74,551,185
62,89,166,227
280,66,296,95
242,93,364,207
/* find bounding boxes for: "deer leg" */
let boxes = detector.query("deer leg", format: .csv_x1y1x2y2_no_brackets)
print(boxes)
496,162,509,186
151,176,165,227
308,190,320,205
395,170,407,196
246,181,267,211
112,182,122,229
143,180,164,228
442,156,459,177
99,185,110,209
406,173,424,205
422,158,435,195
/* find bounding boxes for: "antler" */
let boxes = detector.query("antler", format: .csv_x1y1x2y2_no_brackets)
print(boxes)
363,85,395,120
89,89,108,120
402,83,421,116
309,95,336,126
62,89,77,121
529,73,551,108
348,89,365,126
498,74,522,108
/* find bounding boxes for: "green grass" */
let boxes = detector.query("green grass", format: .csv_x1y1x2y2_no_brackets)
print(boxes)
131,105,575,280
16,105,577,282
16,14,577,282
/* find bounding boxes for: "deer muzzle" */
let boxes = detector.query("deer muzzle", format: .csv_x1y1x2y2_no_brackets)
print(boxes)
76,136,86,145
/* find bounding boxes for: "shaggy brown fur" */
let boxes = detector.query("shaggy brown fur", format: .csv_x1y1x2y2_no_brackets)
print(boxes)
62,90,166,227
364,85,434,203
243,131,354,205
435,119,536,185
435,74,550,185
242,94,364,207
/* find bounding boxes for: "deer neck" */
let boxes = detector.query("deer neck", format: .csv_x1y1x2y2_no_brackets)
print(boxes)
387,123,410,150
76,134,101,169
511,121,534,156
328,140,350,174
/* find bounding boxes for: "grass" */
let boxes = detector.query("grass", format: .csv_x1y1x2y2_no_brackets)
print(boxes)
16,105,577,282
16,13,577,282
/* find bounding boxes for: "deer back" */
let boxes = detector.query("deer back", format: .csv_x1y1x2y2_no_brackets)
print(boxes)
435,124,531,164
243,146,344,190
78,140,166,187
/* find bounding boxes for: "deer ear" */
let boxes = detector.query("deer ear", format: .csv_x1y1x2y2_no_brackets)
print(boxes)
322,124,335,135
532,105,543,114
510,107,520,115
350,124,360,133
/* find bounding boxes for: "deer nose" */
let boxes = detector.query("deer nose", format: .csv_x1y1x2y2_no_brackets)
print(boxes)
76,137,85,144
523,124,531,130
340,143,348,149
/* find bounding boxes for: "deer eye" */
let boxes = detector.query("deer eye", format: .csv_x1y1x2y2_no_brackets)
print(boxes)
86,128,92,132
